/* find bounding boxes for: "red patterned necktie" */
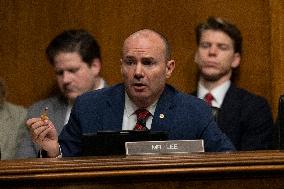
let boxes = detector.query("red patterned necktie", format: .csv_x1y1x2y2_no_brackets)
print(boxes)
134,109,151,131
204,93,214,106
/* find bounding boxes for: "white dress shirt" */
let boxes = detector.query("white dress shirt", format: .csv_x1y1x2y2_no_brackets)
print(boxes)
197,80,231,108
122,93,158,130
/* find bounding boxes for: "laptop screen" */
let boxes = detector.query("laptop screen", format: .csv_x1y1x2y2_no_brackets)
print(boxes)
82,130,168,156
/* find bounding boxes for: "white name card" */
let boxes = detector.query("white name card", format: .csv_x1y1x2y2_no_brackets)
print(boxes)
125,140,204,155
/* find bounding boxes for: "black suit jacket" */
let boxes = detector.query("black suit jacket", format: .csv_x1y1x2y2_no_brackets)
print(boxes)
192,84,274,151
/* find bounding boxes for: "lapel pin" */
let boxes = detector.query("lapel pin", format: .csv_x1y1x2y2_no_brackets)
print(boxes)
159,114,165,119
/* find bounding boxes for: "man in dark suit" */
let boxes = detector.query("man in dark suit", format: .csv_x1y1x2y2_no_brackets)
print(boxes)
26,29,235,157
193,17,274,150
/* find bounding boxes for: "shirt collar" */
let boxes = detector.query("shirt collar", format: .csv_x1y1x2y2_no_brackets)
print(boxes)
124,92,157,118
197,80,231,107
68,78,106,106
95,78,106,90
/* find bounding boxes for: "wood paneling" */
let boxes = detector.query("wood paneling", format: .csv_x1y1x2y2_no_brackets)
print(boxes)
270,0,284,116
0,0,282,117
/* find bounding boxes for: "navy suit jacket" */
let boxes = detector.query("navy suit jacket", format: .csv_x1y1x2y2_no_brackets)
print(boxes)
192,84,274,150
59,84,235,156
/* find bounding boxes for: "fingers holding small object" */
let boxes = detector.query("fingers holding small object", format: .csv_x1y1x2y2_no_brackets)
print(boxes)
27,118,49,139
26,107,49,129
26,107,51,146
37,126,52,142
40,107,49,121
28,119,48,131
26,118,41,129
31,122,51,142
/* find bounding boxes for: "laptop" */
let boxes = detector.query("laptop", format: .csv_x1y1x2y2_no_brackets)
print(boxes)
82,130,168,156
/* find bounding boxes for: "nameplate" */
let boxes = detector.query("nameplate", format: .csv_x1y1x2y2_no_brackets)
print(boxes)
125,140,204,155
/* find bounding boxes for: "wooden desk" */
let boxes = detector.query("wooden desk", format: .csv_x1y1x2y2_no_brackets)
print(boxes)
1,151,284,188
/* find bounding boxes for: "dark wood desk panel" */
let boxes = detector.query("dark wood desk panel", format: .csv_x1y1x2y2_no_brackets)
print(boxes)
1,151,284,188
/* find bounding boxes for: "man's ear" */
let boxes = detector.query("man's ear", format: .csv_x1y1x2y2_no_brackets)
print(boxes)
231,53,241,68
165,60,175,79
120,58,123,75
194,52,199,64
90,58,101,76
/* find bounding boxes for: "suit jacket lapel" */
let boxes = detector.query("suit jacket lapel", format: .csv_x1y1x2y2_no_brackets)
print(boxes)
104,84,125,130
151,85,176,132
219,84,240,131
192,84,239,131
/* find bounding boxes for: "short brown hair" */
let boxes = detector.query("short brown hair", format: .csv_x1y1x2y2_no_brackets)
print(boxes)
46,29,101,66
195,17,242,54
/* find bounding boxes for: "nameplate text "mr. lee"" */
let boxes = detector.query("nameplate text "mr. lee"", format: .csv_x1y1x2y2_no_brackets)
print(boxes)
125,140,204,155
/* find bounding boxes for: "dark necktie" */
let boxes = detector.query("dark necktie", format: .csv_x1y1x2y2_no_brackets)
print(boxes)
134,109,151,131
204,93,214,106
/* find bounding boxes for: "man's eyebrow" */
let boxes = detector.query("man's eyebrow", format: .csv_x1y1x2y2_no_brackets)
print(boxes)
200,41,231,46
141,57,155,61
217,42,230,46
123,55,135,59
